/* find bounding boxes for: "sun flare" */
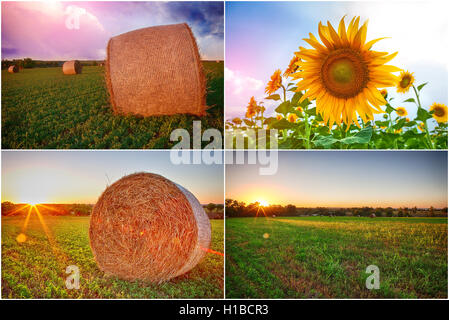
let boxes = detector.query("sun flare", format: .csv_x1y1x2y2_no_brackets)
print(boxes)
257,199,269,207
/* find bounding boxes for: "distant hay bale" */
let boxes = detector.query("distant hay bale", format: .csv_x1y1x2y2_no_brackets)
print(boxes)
62,60,82,75
89,172,211,283
105,23,207,117
370,213,376,218
8,65,19,73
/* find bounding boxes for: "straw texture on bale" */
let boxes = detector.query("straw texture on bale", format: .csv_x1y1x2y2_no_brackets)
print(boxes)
89,172,211,282
8,65,19,73
105,23,207,117
63,60,82,75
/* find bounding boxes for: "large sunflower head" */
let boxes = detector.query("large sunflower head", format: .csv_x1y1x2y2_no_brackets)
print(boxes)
430,103,448,123
265,69,282,95
396,107,407,117
396,71,414,93
292,16,401,127
284,56,300,77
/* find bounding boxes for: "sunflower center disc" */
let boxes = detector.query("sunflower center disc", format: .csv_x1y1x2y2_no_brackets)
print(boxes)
434,107,445,117
321,49,368,99
400,76,411,88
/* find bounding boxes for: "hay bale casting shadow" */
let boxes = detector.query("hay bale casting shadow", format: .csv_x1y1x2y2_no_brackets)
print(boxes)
89,172,211,283
63,60,82,75
8,65,19,73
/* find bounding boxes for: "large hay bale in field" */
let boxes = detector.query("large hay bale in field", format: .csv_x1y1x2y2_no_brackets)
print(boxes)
8,65,19,73
105,23,207,117
62,60,82,75
89,172,211,282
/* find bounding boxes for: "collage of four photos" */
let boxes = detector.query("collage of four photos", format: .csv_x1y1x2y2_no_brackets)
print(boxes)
1,0,448,303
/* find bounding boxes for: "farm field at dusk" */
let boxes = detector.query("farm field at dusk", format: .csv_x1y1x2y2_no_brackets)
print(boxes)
226,216,447,298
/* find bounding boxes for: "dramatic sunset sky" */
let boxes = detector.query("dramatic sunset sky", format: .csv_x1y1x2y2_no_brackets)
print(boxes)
1,1,224,60
2,151,224,204
226,151,448,208
226,1,448,122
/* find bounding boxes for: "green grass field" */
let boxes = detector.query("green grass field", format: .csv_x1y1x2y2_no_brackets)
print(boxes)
2,215,224,298
1,62,223,149
226,216,447,298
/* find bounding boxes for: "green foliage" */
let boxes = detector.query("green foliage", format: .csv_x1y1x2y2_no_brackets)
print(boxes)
2,62,223,149
2,215,223,298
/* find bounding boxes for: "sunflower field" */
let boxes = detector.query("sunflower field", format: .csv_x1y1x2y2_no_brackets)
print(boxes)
225,16,447,149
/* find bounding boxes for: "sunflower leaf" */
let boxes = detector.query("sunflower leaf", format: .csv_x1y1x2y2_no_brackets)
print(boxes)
291,92,303,106
243,119,255,127
403,98,416,103
268,118,296,130
288,87,298,92
340,127,372,145
385,104,395,114
417,82,428,91
313,135,338,148
265,94,281,101
416,108,432,121
305,107,316,116
275,101,292,115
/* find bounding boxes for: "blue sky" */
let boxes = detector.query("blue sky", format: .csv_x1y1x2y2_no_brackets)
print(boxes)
226,151,448,208
225,1,448,124
2,151,224,204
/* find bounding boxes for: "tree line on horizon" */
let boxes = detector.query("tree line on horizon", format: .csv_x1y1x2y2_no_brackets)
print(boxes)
1,58,104,70
225,199,448,218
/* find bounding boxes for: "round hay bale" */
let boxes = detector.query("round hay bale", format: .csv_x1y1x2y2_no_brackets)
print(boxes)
105,23,207,117
8,65,19,73
370,213,376,218
62,60,82,75
89,172,211,282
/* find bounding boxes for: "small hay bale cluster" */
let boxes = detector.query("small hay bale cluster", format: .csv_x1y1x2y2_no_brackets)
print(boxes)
89,172,211,283
62,60,82,75
8,65,19,73
105,23,207,117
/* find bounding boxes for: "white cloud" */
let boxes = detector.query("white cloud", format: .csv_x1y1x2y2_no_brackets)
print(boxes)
225,67,263,95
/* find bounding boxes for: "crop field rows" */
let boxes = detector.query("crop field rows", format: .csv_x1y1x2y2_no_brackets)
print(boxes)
2,62,223,149
2,215,224,298
226,217,448,298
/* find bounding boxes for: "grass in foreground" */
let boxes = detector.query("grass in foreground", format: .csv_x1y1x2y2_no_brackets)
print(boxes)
2,215,223,298
1,62,223,149
226,216,447,298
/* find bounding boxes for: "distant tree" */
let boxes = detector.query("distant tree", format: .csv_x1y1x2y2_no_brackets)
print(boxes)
1,201,15,216
429,206,435,217
206,203,216,212
23,58,35,68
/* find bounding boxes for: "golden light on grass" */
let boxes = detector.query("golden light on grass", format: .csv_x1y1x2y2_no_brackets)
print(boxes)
293,16,401,127
397,71,414,93
16,233,27,243
429,103,448,123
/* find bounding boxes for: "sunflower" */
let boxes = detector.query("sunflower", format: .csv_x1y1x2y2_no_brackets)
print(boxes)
246,96,257,118
405,118,410,122
397,71,414,93
284,56,300,77
396,107,407,117
288,113,299,123
232,117,242,125
418,122,425,132
296,106,303,112
429,103,448,123
292,16,400,127
380,89,388,97
276,114,283,120
394,128,402,134
265,69,282,95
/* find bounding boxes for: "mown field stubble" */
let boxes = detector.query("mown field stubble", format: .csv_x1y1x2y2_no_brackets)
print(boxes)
2,214,224,298
226,217,447,298
1,62,223,149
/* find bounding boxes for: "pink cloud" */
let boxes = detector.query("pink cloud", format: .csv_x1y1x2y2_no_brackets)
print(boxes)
2,2,109,60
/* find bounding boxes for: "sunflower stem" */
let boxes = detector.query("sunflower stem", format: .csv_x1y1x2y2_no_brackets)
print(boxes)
303,103,311,149
413,85,434,149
